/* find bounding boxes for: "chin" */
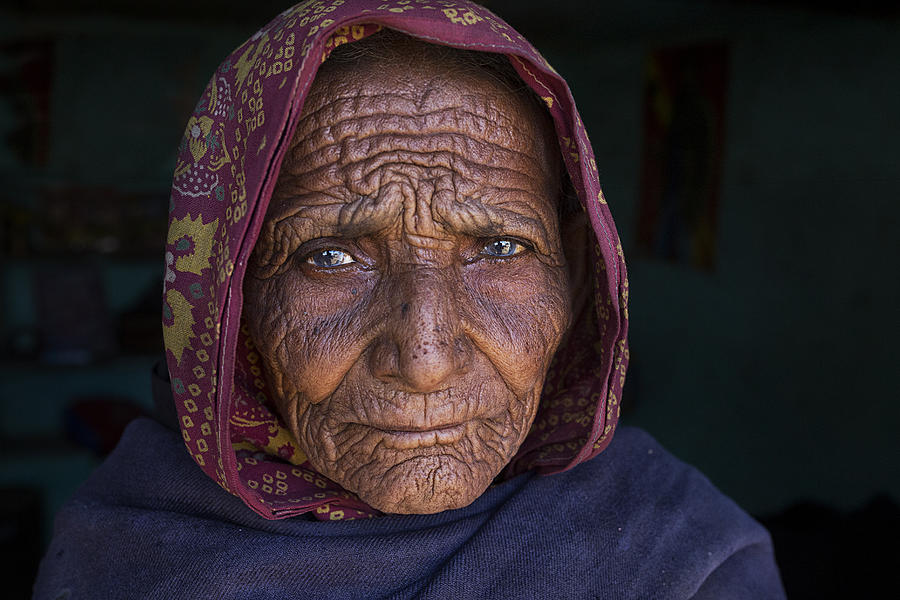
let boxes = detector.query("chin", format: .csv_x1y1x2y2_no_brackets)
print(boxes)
348,454,495,515
361,486,485,515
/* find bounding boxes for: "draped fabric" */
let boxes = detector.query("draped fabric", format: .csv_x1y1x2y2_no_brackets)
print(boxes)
161,0,628,521
34,418,786,599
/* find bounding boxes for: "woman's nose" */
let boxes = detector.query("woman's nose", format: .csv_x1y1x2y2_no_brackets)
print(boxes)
370,268,471,392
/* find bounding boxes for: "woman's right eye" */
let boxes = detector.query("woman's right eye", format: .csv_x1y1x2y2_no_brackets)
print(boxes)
305,249,356,268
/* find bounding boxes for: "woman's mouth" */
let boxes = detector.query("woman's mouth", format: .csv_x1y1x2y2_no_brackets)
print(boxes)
368,422,467,449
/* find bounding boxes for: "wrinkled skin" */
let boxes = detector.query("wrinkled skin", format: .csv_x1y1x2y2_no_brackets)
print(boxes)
243,53,572,514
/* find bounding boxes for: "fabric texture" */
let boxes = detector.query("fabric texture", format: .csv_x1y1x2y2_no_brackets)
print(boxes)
34,417,785,600
161,0,628,522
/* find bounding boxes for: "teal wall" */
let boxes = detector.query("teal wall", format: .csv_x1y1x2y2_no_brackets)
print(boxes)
0,13,249,546
531,5,900,514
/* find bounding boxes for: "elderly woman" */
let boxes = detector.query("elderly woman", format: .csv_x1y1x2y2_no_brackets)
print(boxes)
34,1,784,598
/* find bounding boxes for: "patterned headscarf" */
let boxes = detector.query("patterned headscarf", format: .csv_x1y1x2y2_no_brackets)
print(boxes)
163,0,628,521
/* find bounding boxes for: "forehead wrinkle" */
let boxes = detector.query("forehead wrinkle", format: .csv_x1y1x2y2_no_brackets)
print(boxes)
270,171,346,203
336,185,403,238
288,121,543,178
286,90,550,204
300,154,555,247
298,85,521,132
352,164,553,227
265,190,402,244
273,164,350,208
280,141,546,209
282,134,543,204
296,91,428,133
343,150,545,200
330,107,518,143
264,201,344,245
290,86,539,159
344,132,540,170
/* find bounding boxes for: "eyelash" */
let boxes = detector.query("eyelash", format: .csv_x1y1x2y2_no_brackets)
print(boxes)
299,237,532,270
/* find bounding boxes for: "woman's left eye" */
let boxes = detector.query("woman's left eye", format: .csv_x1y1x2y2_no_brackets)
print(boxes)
482,239,526,258
306,249,356,268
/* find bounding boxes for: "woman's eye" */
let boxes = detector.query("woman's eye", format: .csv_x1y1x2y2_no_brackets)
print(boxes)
482,239,525,258
305,249,355,268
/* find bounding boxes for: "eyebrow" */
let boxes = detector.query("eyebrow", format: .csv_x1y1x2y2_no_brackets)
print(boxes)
433,195,552,254
267,188,552,255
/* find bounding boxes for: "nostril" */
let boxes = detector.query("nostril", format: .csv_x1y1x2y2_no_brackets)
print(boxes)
370,336,401,382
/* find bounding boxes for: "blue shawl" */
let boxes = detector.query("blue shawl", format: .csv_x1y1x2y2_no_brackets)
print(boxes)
34,416,784,599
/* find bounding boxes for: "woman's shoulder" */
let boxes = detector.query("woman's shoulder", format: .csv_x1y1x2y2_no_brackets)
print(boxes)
69,416,218,507
508,425,785,598
542,425,774,558
560,425,756,522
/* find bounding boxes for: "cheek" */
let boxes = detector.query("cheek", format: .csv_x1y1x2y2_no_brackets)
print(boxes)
243,270,381,408
461,259,570,396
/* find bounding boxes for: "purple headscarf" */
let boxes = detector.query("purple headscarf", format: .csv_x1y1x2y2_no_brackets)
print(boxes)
163,0,629,520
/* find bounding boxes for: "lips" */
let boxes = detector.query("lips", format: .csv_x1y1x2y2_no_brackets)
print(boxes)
366,422,467,450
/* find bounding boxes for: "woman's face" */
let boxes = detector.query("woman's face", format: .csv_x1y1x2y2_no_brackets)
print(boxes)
244,55,572,514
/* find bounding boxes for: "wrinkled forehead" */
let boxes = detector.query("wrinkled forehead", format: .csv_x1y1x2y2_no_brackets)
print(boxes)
294,31,562,184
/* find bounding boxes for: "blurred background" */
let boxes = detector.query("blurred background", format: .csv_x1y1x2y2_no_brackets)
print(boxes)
0,0,897,597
